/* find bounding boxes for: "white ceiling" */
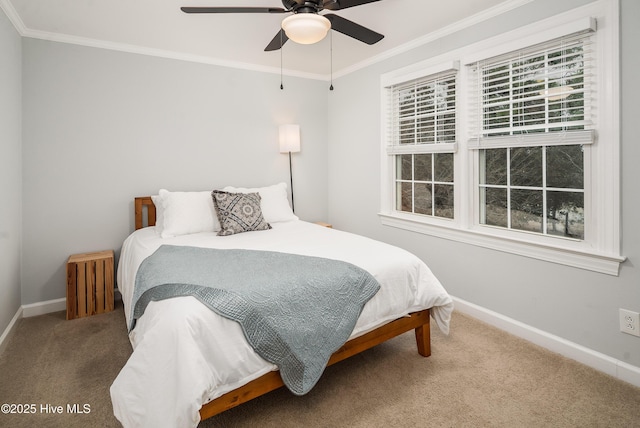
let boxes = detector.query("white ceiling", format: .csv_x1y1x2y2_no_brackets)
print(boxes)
2,0,530,79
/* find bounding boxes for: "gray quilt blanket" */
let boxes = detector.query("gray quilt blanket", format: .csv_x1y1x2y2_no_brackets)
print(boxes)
131,245,380,395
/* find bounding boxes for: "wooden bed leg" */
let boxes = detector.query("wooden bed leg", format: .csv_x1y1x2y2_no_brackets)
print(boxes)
414,317,431,357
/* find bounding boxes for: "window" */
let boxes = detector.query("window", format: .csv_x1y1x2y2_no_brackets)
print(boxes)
396,153,454,219
384,64,458,221
470,32,594,240
478,145,585,239
380,2,623,275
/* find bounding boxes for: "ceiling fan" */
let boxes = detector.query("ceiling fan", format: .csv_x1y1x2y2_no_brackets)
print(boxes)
181,0,384,51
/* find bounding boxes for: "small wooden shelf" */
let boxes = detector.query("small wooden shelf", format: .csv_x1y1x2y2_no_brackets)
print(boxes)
66,250,114,320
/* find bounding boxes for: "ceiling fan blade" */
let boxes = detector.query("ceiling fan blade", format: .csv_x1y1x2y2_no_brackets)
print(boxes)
322,0,381,11
325,14,384,45
181,7,286,14
264,29,290,51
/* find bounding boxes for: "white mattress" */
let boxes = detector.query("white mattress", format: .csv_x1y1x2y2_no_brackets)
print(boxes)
111,220,453,428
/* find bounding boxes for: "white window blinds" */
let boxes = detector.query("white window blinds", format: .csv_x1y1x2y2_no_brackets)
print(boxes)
468,27,596,149
387,69,458,155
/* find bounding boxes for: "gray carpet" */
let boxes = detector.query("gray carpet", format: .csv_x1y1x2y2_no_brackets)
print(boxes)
1,301,639,427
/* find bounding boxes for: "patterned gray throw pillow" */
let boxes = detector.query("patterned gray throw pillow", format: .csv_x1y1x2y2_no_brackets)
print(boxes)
211,190,272,236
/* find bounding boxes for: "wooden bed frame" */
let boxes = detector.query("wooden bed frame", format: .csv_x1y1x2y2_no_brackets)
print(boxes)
133,196,432,421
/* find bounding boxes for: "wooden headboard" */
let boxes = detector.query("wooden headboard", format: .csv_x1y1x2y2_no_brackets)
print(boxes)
134,196,156,230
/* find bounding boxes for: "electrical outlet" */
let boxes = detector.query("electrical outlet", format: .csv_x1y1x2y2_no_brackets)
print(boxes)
619,309,640,337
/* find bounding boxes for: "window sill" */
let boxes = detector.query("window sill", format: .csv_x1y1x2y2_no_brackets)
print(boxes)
378,212,625,276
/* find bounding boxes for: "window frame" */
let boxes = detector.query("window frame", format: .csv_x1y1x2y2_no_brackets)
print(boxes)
470,31,595,241
384,62,459,221
379,0,624,275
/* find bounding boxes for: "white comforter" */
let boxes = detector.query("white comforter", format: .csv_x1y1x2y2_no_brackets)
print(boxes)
110,220,453,428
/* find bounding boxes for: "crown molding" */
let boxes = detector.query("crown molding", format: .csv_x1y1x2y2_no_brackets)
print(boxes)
22,27,328,81
0,0,325,81
332,0,534,79
0,0,26,34
2,0,533,81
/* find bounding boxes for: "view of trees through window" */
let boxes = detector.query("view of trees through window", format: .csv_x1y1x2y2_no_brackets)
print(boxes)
478,37,588,240
483,43,587,136
480,145,584,239
392,74,456,219
396,153,454,219
388,33,591,240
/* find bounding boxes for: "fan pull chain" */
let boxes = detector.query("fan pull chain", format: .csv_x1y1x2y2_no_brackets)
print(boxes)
329,30,334,91
280,30,284,90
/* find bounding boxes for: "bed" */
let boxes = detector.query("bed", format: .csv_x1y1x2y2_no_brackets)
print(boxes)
111,185,453,427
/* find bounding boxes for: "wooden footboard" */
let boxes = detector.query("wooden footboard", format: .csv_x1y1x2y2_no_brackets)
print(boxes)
199,309,430,421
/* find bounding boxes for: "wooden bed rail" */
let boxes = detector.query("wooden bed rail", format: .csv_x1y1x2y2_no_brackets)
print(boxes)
199,309,430,420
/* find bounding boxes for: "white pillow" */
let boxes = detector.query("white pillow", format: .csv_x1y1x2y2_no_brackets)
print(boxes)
222,182,298,223
157,189,220,238
150,195,164,236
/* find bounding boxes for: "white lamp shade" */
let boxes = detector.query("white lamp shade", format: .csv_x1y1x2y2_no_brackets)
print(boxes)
279,124,301,153
281,14,330,45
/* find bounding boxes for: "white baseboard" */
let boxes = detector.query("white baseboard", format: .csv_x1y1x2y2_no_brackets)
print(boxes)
452,296,640,388
3,294,639,389
21,297,66,318
0,291,124,351
0,297,66,355
0,306,23,356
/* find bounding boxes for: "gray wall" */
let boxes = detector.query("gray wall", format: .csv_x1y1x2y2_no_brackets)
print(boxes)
21,39,328,304
7,0,638,374
0,8,22,336
327,0,640,368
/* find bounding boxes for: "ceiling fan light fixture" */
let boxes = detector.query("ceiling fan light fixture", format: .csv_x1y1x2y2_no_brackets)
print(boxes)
281,14,330,45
